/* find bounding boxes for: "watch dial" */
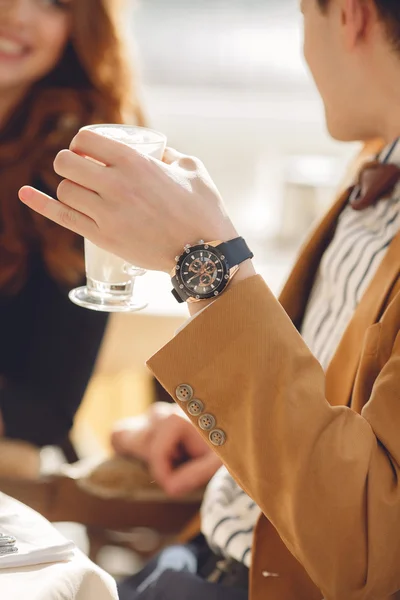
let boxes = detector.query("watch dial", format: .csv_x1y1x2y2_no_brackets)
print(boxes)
180,249,227,296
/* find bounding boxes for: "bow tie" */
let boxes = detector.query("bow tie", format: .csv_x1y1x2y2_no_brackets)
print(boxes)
350,160,400,210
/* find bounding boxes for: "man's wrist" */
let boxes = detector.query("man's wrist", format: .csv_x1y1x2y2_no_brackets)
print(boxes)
187,259,256,317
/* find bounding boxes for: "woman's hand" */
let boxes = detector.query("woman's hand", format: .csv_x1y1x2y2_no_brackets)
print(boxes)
19,130,238,273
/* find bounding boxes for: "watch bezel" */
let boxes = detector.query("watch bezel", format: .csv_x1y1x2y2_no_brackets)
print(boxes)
174,243,230,301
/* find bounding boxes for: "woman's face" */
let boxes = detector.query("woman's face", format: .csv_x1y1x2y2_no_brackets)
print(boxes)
0,0,72,94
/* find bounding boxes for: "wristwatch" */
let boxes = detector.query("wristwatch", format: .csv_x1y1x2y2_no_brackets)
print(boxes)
171,237,254,303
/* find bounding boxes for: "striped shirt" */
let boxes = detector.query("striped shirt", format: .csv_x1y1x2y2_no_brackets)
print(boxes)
200,138,400,568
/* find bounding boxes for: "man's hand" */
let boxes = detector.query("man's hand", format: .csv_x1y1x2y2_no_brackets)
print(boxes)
147,411,222,497
112,403,222,498
18,131,238,274
111,402,182,463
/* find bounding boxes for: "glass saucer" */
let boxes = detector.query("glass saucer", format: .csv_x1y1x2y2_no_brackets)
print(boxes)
69,286,148,313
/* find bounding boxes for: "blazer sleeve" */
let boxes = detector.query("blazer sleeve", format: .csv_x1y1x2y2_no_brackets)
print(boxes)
147,275,400,600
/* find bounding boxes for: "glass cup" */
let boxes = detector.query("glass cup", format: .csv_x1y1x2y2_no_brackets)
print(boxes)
69,125,167,312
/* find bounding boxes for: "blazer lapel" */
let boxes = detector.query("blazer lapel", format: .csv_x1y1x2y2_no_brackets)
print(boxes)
278,139,398,409
325,230,400,407
278,189,349,326
279,140,385,326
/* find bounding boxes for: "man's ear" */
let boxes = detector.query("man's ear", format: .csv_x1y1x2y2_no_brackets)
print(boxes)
341,0,376,50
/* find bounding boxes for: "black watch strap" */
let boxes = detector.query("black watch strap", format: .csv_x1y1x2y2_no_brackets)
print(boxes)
217,237,254,266
171,288,185,303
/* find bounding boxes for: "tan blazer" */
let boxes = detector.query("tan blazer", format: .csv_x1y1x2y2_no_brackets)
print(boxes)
148,141,400,600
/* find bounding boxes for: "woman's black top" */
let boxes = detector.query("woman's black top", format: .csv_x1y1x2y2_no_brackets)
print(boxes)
0,255,108,447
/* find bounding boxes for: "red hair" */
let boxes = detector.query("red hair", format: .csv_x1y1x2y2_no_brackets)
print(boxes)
0,0,145,294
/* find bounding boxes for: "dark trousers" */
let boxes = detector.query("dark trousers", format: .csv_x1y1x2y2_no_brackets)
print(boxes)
118,542,249,600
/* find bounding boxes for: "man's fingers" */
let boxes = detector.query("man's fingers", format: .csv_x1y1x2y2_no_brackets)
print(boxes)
163,147,185,165
54,149,108,194
57,179,101,220
163,147,200,172
151,448,175,491
70,129,135,166
149,425,181,490
111,428,150,461
161,454,220,498
19,186,98,239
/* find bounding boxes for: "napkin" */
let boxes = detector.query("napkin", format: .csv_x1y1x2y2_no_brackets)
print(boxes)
0,493,75,569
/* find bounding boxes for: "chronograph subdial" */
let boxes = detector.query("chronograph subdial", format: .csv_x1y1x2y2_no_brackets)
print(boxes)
199,272,215,287
188,259,203,274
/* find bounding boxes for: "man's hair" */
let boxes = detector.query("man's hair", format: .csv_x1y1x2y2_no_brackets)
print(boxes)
317,0,400,51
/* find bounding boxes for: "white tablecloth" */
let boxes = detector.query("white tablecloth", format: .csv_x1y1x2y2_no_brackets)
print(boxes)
0,494,118,600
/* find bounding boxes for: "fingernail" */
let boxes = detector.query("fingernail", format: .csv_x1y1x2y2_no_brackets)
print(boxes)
19,187,31,202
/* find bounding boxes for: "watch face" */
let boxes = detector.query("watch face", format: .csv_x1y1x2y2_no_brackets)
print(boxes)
176,245,229,299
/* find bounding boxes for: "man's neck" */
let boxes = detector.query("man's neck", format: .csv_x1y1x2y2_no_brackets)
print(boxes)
379,113,400,146
369,54,400,144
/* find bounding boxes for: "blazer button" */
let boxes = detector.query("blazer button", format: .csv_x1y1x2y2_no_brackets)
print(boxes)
175,384,194,402
209,429,226,446
198,414,216,431
187,399,204,416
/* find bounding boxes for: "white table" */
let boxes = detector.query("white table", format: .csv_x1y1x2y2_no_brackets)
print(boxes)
0,552,118,600
0,494,117,600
